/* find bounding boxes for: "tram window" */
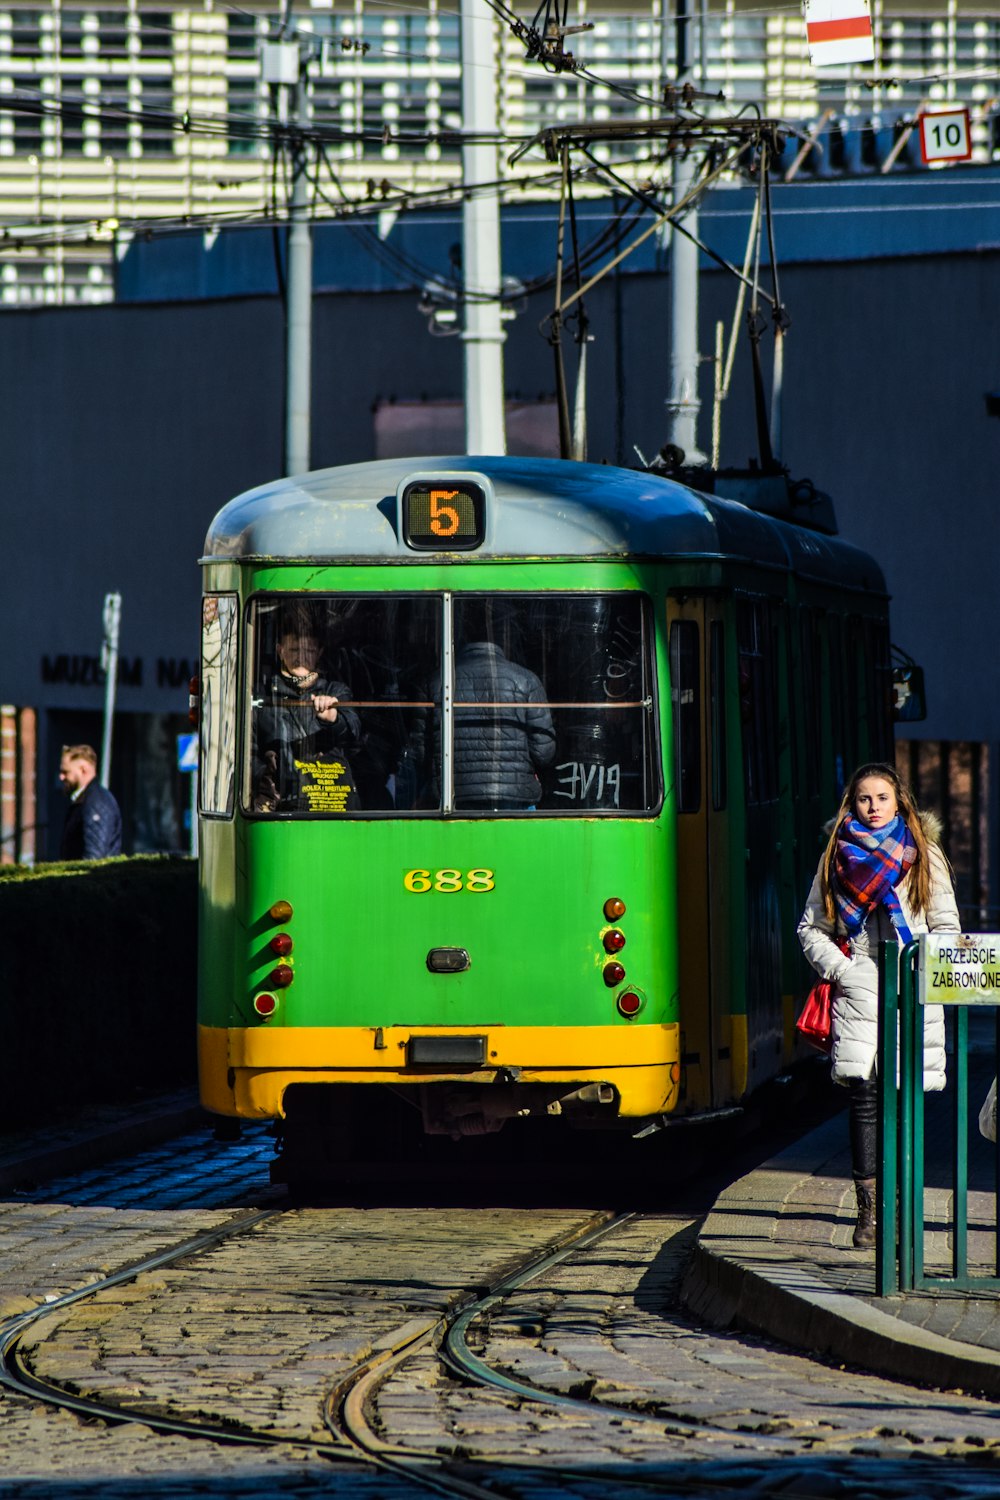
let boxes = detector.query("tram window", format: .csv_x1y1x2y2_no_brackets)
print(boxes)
865,618,892,759
246,596,442,815
668,621,701,814
800,609,822,798
200,594,238,818
846,619,864,769
243,592,659,817
709,620,726,812
827,615,846,791
450,593,658,814
738,601,779,807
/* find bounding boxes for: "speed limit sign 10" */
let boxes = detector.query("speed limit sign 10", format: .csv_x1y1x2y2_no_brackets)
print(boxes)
919,107,973,164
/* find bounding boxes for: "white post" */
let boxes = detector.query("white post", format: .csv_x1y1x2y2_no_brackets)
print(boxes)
460,0,506,455
285,74,312,476
100,591,121,787
664,0,705,464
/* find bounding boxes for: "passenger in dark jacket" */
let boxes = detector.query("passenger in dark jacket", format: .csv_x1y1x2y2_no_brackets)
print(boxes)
424,640,556,809
252,628,361,812
59,744,122,859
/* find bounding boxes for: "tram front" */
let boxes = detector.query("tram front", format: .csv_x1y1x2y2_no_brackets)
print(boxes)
196,460,686,1156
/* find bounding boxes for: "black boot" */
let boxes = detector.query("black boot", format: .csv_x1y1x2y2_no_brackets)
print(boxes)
853,1177,876,1248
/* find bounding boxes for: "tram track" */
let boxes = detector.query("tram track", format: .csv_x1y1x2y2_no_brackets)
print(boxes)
327,1210,814,1500
6,1191,997,1500
0,1208,300,1450
5,1197,668,1486
2,1199,749,1496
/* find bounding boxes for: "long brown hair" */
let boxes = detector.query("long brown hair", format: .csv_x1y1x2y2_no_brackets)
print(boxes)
819,762,931,922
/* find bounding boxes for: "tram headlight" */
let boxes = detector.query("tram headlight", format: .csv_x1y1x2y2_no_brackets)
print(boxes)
603,928,626,953
269,933,293,956
603,897,626,920
603,961,626,987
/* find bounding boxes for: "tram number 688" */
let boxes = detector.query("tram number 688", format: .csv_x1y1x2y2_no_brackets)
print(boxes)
404,868,495,893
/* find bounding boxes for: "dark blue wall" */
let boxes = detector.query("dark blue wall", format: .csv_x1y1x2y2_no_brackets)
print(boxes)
2,247,997,756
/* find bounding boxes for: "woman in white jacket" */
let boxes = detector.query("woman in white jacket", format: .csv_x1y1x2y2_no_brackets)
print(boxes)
797,762,960,1248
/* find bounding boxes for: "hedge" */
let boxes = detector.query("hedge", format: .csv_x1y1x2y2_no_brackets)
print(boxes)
0,855,198,1128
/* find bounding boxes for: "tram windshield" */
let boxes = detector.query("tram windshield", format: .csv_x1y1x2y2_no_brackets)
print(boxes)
245,594,659,816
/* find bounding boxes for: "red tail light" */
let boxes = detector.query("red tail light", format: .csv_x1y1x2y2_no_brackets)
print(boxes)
254,992,277,1016
617,991,643,1017
270,965,294,988
603,961,626,988
269,933,293,956
603,928,626,953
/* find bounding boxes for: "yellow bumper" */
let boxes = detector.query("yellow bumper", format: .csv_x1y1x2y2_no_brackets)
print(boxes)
199,1022,681,1120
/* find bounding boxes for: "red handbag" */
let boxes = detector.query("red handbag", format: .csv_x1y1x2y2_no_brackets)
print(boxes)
796,979,833,1053
797,939,850,1055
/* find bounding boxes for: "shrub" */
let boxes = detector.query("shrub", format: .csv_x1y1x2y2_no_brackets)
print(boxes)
0,856,197,1127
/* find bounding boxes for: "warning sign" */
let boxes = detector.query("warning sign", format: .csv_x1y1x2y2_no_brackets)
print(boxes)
919,108,973,165
918,933,1000,1005
804,0,875,67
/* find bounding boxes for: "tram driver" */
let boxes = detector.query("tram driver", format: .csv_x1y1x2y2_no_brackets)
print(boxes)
252,611,361,813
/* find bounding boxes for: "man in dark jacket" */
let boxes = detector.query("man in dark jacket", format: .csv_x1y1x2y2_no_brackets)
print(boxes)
59,744,122,859
437,639,556,810
252,628,361,812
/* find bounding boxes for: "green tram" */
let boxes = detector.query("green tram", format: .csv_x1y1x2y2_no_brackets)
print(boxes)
196,455,893,1163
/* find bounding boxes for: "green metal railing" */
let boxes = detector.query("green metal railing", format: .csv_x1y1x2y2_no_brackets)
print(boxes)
877,938,1000,1296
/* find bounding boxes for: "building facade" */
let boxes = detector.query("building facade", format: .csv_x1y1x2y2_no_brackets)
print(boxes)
0,0,998,303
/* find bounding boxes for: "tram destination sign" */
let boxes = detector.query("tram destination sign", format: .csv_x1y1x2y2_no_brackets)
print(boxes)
402,479,487,551
918,933,1000,1005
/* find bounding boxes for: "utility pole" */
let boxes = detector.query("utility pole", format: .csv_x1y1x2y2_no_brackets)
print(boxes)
264,13,312,476
664,0,705,463
460,0,506,455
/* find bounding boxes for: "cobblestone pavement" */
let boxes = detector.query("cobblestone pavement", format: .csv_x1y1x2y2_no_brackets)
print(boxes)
6,1159,1000,1497
0,1194,601,1497
11,1123,279,1212
371,1214,1000,1496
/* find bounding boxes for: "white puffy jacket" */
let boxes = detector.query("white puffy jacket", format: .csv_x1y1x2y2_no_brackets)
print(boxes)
797,840,960,1089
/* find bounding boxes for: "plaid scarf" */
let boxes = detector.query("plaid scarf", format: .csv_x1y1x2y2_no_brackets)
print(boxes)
832,814,917,945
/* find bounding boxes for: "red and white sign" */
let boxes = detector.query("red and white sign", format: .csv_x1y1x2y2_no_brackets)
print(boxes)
919,108,973,164
804,0,875,68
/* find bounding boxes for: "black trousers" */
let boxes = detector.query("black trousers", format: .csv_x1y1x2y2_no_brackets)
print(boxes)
849,1074,879,1182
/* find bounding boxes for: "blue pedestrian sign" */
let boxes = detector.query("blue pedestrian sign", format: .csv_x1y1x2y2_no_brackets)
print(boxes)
177,732,199,773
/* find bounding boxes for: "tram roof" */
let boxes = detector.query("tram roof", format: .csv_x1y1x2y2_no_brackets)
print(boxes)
203,455,887,595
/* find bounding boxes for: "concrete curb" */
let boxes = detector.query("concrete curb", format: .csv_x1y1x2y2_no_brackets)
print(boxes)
682,1118,1000,1399
0,1091,208,1192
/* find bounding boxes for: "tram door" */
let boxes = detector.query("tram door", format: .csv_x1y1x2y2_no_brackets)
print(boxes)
667,597,734,1110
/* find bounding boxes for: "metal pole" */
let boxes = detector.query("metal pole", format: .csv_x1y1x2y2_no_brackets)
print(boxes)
769,324,784,461
664,0,705,464
995,1006,1000,1278
898,941,917,1291
100,592,121,788
442,592,454,812
285,68,312,476
911,944,925,1285
954,1004,968,1280
877,938,898,1296
460,0,506,455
